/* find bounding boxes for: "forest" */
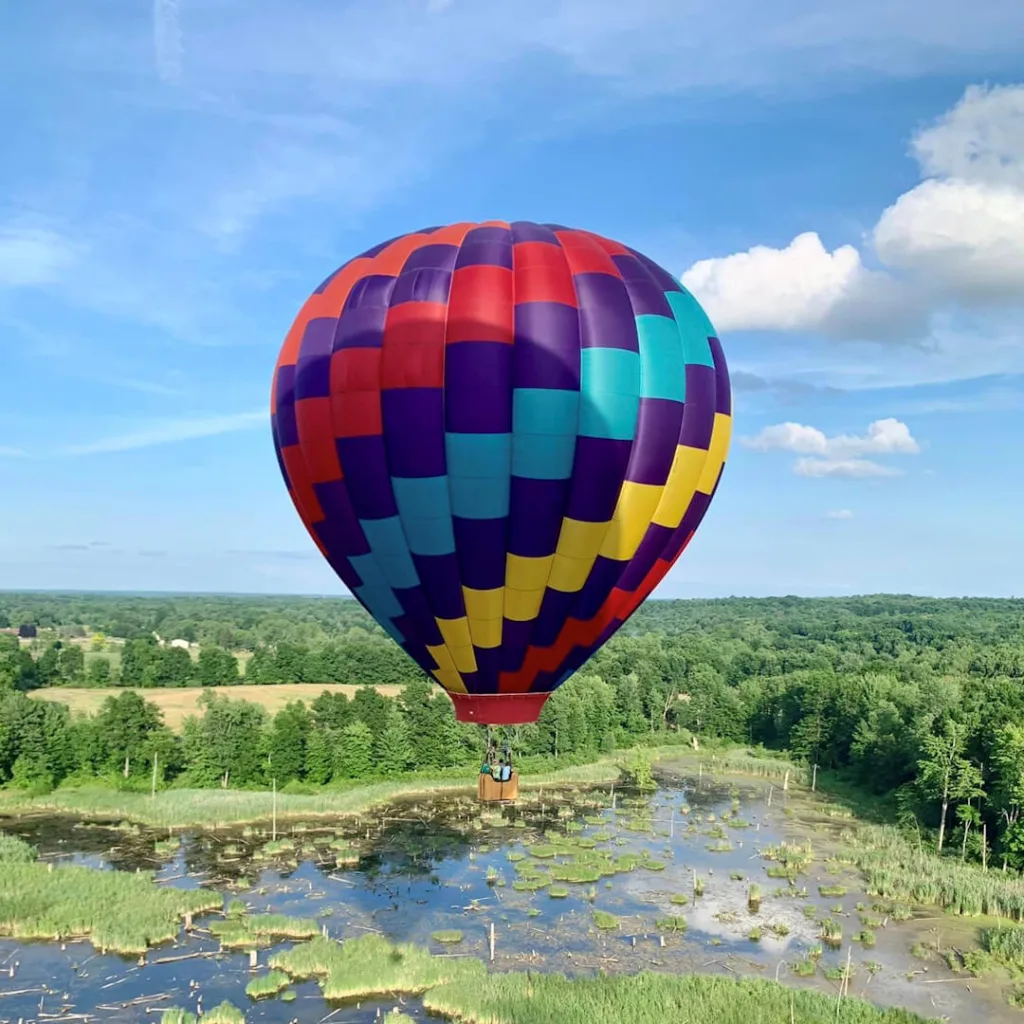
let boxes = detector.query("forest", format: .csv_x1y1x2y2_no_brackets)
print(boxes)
3,591,1024,870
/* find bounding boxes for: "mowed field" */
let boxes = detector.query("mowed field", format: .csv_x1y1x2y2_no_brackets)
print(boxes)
29,684,403,731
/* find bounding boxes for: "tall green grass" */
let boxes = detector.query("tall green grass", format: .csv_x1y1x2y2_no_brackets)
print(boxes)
857,825,1024,919
424,967,932,1023
0,840,221,953
270,934,484,1001
0,761,621,827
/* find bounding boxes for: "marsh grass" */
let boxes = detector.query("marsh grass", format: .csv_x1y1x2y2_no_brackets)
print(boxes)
819,918,842,948
857,825,1024,918
0,833,36,862
270,934,484,1001
423,965,932,1023
0,852,220,953
981,924,1024,969
160,1011,197,1024
655,916,687,932
202,1001,244,1023
211,914,319,949
0,761,624,827
245,970,290,999
431,930,464,944
593,911,619,931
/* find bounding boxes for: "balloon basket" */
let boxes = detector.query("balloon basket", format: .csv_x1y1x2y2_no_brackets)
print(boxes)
478,770,519,803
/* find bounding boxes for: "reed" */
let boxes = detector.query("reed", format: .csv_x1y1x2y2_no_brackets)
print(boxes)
431,930,464,944
270,934,484,1001
245,970,291,999
202,1001,245,1023
0,854,220,954
856,825,1024,919
424,966,931,1023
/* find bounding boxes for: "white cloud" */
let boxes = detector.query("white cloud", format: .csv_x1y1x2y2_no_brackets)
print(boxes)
62,410,266,455
681,232,925,341
873,178,1024,304
0,225,78,288
744,418,919,479
911,83,1024,187
743,417,920,458
0,446,28,458
795,458,901,479
682,82,1024,344
826,508,854,519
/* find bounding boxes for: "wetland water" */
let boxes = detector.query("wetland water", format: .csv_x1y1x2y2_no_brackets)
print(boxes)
0,766,1013,1023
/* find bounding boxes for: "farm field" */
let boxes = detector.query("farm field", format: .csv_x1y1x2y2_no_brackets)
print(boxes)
29,683,402,730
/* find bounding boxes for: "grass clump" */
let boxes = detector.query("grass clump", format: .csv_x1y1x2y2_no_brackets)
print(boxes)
549,863,602,884
962,949,996,976
819,918,842,949
271,934,485,1001
981,924,1024,969
160,1011,197,1024
211,913,319,949
857,825,1024,919
431,930,464,944
424,965,933,1023
202,1002,245,1023
819,885,846,897
549,886,570,898
0,852,221,954
854,929,877,948
655,916,687,932
593,910,619,931
0,833,36,863
245,969,290,999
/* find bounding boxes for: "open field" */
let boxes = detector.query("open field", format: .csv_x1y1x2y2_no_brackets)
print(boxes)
29,683,403,729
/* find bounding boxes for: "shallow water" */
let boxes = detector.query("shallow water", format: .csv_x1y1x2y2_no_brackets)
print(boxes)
0,768,1016,1023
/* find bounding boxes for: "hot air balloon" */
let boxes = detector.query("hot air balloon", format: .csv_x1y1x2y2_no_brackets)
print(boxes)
271,221,731,731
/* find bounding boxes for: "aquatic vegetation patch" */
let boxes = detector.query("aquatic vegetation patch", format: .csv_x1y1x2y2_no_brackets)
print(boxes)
424,966,933,1023
593,910,619,931
245,970,291,999
202,1001,245,1023
431,930,464,944
0,850,221,954
211,913,319,949
271,934,484,1001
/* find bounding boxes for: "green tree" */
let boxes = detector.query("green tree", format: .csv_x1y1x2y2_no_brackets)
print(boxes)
377,705,411,777
304,728,334,785
335,720,374,780
267,702,311,783
197,645,240,687
86,657,112,686
917,721,980,854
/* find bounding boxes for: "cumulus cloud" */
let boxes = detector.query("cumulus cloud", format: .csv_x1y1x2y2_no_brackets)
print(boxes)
744,417,920,458
744,418,919,479
682,83,1024,341
681,232,926,341
826,509,854,519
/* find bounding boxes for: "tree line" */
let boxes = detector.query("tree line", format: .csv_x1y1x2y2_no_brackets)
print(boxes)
4,592,1024,867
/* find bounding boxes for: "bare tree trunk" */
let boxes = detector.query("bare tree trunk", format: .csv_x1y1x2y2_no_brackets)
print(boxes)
938,784,949,853
123,755,130,779
961,818,970,863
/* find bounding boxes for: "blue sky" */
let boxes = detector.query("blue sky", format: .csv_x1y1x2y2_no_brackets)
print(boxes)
2,0,1023,598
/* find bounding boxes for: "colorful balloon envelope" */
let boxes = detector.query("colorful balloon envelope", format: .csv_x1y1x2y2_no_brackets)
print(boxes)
271,221,731,725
